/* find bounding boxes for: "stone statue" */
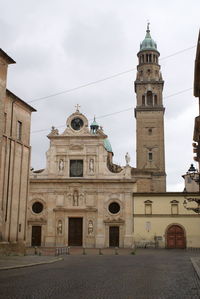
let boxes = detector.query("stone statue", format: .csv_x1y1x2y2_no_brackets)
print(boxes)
50,126,59,135
59,159,64,171
125,152,130,166
88,220,93,235
57,220,62,235
89,159,94,172
73,190,79,206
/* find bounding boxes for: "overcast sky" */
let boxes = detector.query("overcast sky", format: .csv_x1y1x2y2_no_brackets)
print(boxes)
1,0,200,191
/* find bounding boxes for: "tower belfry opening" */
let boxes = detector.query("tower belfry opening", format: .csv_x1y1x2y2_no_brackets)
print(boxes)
134,24,166,192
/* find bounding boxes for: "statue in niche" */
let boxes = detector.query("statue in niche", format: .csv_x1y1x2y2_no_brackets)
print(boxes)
125,152,130,166
73,190,79,206
88,220,93,235
57,220,62,235
89,159,94,173
59,159,64,171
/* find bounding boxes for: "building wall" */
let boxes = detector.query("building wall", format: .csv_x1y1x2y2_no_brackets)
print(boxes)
0,50,35,253
133,193,200,248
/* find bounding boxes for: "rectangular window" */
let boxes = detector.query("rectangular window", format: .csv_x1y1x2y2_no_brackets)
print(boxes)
145,204,152,215
17,121,22,141
70,160,83,177
171,204,178,215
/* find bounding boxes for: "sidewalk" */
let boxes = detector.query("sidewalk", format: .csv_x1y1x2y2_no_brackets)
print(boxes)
191,257,200,279
0,255,63,270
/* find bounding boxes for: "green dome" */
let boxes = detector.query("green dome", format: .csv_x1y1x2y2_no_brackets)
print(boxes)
91,119,99,127
140,25,158,52
104,138,112,152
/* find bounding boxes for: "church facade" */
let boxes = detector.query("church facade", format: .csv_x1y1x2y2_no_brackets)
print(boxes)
27,27,200,249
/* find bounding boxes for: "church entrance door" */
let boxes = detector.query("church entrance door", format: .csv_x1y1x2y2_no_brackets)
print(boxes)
68,218,83,246
109,226,119,247
166,225,185,249
31,226,41,246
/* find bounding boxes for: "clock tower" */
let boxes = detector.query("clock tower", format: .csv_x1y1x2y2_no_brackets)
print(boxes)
134,24,166,191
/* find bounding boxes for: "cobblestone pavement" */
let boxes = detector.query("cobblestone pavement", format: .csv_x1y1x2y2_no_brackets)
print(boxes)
0,249,200,299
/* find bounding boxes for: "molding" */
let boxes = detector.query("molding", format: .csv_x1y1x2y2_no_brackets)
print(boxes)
133,214,200,218
53,207,97,212
132,192,200,197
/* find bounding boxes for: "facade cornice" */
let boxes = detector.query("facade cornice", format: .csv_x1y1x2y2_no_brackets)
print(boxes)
132,192,200,197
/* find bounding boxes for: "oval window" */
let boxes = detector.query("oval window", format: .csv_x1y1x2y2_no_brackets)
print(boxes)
32,202,43,214
109,202,120,214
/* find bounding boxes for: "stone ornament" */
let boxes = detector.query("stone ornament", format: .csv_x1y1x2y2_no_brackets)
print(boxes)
73,190,79,206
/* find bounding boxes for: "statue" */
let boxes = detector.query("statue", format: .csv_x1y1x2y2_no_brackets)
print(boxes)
57,220,62,235
88,220,93,235
73,190,79,206
125,152,130,166
59,159,64,171
89,159,94,172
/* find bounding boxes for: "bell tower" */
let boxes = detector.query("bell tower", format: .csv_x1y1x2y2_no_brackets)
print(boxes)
134,24,166,191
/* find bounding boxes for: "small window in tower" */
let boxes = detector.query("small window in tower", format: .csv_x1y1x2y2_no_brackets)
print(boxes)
4,113,7,134
153,55,155,62
148,128,152,135
148,152,153,161
146,54,148,62
17,121,22,141
147,91,153,105
149,54,152,62
142,55,144,63
154,95,158,105
142,95,145,106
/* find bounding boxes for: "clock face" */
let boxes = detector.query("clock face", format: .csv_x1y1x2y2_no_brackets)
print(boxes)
71,117,84,131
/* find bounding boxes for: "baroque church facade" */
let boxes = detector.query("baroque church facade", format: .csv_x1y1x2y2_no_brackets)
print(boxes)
27,27,200,250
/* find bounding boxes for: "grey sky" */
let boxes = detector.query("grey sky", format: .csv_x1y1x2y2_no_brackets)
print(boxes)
0,0,199,190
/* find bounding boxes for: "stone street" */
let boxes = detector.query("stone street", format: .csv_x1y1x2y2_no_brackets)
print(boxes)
0,249,200,299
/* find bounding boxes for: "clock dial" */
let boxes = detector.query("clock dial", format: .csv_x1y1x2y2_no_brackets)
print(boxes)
71,117,84,131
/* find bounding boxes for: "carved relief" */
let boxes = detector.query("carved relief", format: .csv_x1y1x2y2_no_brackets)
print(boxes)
73,190,79,206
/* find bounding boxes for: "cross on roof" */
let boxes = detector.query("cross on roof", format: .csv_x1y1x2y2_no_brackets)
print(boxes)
75,104,81,112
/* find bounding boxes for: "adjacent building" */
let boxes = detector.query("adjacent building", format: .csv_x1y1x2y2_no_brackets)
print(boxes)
0,49,36,253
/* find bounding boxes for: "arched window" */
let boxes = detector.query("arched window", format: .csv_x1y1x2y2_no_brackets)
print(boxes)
148,152,153,161
147,91,153,106
142,95,145,106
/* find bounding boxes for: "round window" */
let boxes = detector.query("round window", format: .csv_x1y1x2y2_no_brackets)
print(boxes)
32,202,43,214
108,202,120,214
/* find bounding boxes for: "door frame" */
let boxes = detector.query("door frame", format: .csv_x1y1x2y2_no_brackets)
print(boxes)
31,225,42,247
165,223,186,249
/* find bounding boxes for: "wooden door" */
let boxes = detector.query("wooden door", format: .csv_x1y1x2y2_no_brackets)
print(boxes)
31,226,41,246
109,226,119,247
167,225,185,249
68,218,83,246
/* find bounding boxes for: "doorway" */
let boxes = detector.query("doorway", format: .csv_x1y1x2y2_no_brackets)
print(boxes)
68,218,83,246
31,226,41,246
109,226,119,247
166,225,186,249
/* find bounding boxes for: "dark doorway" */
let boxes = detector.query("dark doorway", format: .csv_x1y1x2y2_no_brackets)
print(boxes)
166,225,186,249
68,218,83,246
109,226,119,247
31,226,41,246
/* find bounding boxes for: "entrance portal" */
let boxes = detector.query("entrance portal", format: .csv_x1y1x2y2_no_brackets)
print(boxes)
31,226,41,246
68,218,83,246
166,225,186,249
109,226,119,247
